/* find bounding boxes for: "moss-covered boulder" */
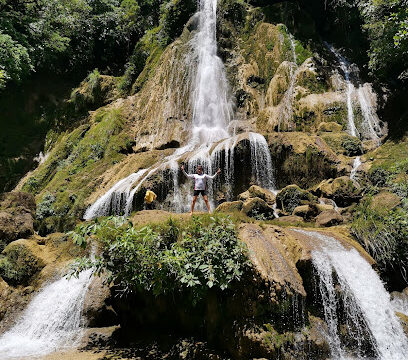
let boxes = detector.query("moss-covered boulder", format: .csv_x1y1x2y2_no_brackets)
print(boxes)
0,240,45,286
312,177,362,207
276,185,317,214
241,197,275,219
292,205,318,220
215,201,244,213
317,121,343,133
370,191,401,212
248,185,276,205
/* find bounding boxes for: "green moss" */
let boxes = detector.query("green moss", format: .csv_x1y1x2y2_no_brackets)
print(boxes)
0,243,43,286
263,323,295,350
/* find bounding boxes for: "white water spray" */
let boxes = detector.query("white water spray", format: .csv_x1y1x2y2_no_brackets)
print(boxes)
350,156,361,181
295,230,408,359
84,169,148,220
0,270,93,359
326,44,358,138
190,0,233,145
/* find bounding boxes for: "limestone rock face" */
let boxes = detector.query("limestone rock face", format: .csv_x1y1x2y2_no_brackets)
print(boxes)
215,201,243,213
312,176,362,207
0,192,35,247
315,210,344,227
83,276,118,327
238,224,306,298
241,197,274,218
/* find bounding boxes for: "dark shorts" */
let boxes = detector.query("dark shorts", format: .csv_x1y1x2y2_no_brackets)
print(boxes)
193,190,207,197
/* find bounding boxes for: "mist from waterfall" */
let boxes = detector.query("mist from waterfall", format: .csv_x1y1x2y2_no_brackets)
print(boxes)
295,230,408,360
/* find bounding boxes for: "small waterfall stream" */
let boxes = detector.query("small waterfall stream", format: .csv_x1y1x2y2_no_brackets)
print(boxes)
295,230,408,360
0,269,93,359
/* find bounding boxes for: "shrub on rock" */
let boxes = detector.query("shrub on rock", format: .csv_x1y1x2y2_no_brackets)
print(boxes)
276,185,317,214
312,177,362,207
247,185,276,205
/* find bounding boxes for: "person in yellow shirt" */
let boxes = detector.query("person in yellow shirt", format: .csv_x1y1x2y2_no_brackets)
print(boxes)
144,189,157,210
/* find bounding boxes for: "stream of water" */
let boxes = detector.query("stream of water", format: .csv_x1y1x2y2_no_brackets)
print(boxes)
0,270,93,359
295,230,408,360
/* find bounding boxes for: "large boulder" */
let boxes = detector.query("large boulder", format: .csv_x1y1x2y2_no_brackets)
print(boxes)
0,192,35,249
370,191,401,212
315,210,343,227
215,201,243,213
312,176,362,207
0,239,45,286
276,185,317,214
292,205,318,220
247,185,276,205
241,197,275,219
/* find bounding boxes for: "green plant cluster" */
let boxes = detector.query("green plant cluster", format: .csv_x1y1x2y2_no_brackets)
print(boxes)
351,193,408,283
69,215,249,302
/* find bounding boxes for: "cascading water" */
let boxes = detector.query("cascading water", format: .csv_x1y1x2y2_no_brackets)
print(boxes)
326,43,358,138
83,0,277,218
357,85,382,143
248,132,276,191
0,269,93,359
190,0,233,145
350,156,361,181
295,230,408,360
83,169,147,220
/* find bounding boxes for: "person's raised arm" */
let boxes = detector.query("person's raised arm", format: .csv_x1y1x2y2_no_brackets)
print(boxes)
181,165,194,178
206,168,221,179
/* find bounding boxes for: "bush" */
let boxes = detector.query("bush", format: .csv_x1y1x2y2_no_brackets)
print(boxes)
36,193,56,220
69,215,249,302
368,167,391,187
342,137,363,156
276,185,316,214
351,195,408,285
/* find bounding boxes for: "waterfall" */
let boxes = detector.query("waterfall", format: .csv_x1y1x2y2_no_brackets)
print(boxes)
83,169,148,220
295,230,408,359
0,270,92,359
248,132,276,191
83,0,277,218
350,156,361,181
357,85,382,143
190,0,233,145
326,43,358,138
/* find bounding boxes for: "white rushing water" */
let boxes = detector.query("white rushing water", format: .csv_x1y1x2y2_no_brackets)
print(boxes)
190,0,233,145
295,230,408,360
84,169,148,220
326,43,358,138
350,156,361,181
0,270,92,359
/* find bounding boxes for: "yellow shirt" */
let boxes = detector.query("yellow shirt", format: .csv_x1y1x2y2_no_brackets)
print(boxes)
144,190,157,204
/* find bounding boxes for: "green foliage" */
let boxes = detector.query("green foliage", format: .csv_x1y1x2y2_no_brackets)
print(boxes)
276,185,316,214
0,244,42,286
36,193,56,220
368,167,392,187
69,215,249,302
341,136,363,156
351,194,408,283
0,31,33,89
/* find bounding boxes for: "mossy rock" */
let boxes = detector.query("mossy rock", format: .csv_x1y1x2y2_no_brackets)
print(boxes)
0,240,45,286
248,185,276,205
292,205,318,220
317,122,343,133
312,177,362,207
315,210,343,227
241,197,274,219
276,185,317,214
215,201,244,213
370,191,401,213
